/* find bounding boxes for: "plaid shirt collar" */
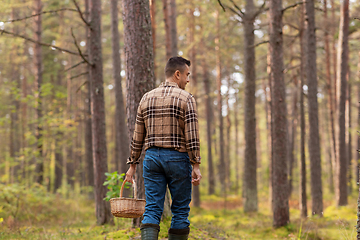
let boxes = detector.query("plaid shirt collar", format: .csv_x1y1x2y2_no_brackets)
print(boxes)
160,81,180,88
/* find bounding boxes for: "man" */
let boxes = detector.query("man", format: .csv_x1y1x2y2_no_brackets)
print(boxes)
125,56,202,240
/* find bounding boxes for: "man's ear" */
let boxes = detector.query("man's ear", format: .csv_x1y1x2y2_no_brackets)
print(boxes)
175,70,180,79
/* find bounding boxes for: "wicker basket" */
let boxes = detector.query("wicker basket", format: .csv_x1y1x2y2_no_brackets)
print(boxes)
110,179,146,218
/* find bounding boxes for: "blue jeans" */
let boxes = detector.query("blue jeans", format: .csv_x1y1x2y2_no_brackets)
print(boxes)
141,147,192,229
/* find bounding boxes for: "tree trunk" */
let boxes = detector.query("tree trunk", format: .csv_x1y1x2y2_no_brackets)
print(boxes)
169,0,177,56
215,10,226,193
203,56,215,195
335,0,349,207
305,0,323,216
269,0,289,227
84,0,94,193
189,13,200,207
347,76,352,195
299,2,308,218
243,0,257,212
357,51,360,185
111,0,129,175
234,89,240,195
34,0,44,185
226,76,231,190
324,0,336,188
149,0,156,78
288,65,298,197
54,71,63,192
122,0,155,227
163,0,171,60
66,68,75,188
89,0,112,224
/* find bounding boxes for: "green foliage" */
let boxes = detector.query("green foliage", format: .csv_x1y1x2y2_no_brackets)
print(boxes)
103,171,130,201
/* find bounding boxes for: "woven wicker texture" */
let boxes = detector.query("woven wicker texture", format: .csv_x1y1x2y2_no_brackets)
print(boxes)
110,179,146,218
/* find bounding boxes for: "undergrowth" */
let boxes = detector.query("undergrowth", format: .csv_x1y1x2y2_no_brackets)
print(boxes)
0,183,357,239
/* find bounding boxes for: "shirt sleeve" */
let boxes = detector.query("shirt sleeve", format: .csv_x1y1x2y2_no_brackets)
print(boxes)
184,95,201,164
127,95,146,164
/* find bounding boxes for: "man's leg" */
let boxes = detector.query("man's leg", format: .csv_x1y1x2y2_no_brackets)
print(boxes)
165,151,192,239
142,149,167,226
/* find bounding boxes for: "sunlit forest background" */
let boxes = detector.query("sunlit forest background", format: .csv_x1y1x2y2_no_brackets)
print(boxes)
1,0,360,239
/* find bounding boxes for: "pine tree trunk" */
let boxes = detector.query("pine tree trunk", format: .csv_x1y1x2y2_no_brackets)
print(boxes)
357,51,360,185
347,78,352,195
169,0,177,56
226,76,231,190
243,0,257,212
163,0,171,60
305,0,323,216
84,0,94,193
335,0,349,207
269,0,289,227
203,57,215,195
149,0,156,78
34,0,44,185
66,69,75,188
234,89,240,194
324,0,336,188
89,0,112,224
122,0,155,227
215,10,226,193
111,0,129,175
54,71,63,192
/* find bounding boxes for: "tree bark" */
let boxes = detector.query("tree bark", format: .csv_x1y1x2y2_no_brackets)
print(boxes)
347,75,352,195
54,71,63,192
269,0,289,227
324,0,336,188
84,0,94,193
111,0,129,175
149,0,156,78
243,0,257,213
357,51,360,185
89,0,112,224
34,0,44,185
335,0,349,207
169,0,177,56
163,0,171,60
305,0,323,216
299,2,308,219
215,10,226,193
122,0,155,227
203,56,215,195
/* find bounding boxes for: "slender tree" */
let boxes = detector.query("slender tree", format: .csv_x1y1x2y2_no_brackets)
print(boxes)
242,0,258,212
122,0,155,227
305,0,323,216
335,0,349,207
34,0,44,184
89,0,112,224
111,0,129,174
269,0,289,227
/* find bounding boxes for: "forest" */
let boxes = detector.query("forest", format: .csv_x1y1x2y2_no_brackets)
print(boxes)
0,0,360,239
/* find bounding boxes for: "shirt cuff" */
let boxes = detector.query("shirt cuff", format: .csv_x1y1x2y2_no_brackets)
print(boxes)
127,157,140,164
190,156,201,165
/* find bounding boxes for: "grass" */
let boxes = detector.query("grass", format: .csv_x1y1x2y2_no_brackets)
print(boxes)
0,186,358,239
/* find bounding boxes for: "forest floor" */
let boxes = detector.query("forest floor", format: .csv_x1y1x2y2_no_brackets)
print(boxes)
0,185,358,240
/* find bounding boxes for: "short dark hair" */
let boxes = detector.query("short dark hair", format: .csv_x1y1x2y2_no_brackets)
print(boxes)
165,57,191,79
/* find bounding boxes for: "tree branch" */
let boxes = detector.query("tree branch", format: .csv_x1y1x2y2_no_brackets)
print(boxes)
0,29,82,56
76,80,88,92
71,28,92,66
64,60,86,72
251,40,269,48
229,0,245,16
255,0,267,17
217,0,243,19
3,8,78,23
217,0,226,12
71,72,89,80
282,1,304,14
71,0,91,27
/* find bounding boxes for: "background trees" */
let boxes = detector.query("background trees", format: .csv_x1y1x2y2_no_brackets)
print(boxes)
0,0,359,228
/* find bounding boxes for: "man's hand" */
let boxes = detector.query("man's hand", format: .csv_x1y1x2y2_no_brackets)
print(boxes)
125,164,137,183
191,163,202,186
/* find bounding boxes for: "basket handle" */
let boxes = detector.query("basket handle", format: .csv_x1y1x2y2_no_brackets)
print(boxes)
120,179,137,199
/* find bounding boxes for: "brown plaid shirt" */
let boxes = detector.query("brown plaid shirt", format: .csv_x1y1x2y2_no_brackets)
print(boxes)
127,81,201,165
